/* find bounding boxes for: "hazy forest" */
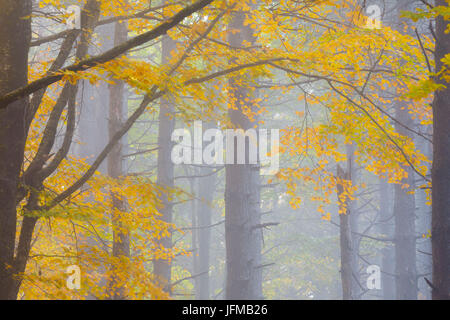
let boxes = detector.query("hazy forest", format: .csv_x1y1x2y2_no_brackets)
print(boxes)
0,0,448,301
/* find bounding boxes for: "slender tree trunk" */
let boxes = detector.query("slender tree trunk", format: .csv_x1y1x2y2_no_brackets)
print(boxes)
72,2,108,300
431,0,450,300
337,165,353,300
336,149,359,300
414,124,432,299
189,170,200,297
195,164,217,299
225,8,263,300
378,178,395,299
153,23,176,292
108,20,130,300
393,103,417,300
382,0,418,300
0,0,31,300
348,148,361,299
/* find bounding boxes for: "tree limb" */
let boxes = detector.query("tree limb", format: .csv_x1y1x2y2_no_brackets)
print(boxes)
0,0,215,108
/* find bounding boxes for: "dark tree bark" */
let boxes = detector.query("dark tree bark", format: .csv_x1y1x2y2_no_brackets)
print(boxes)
431,0,450,300
0,0,32,300
225,8,263,300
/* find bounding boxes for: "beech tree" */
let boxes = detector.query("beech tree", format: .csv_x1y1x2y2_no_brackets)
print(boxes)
0,0,214,300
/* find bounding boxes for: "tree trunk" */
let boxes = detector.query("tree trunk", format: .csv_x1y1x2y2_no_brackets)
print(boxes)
225,8,263,300
0,0,31,300
382,0,418,300
108,20,130,300
336,149,359,300
195,164,217,299
431,0,450,300
337,167,353,300
415,127,432,300
153,23,176,292
378,178,395,299
73,3,109,299
393,103,417,300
